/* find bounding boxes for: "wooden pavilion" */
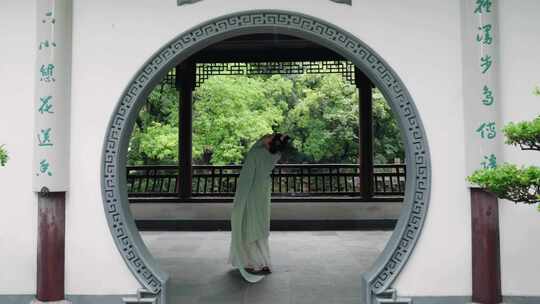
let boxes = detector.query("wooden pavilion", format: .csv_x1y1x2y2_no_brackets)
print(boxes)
126,34,406,203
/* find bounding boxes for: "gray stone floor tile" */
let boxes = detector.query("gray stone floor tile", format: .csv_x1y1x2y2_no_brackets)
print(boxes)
168,295,200,304
245,291,292,304
333,297,363,304
291,283,336,302
140,230,391,304
198,293,246,304
168,279,206,297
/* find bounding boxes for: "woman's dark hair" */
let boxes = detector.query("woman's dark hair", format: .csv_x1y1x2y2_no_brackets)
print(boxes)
269,133,291,154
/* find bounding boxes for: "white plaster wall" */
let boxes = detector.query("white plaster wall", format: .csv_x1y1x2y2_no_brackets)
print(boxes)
0,0,533,298
65,2,141,294
67,0,471,296
498,0,540,296
368,2,471,297
0,0,38,294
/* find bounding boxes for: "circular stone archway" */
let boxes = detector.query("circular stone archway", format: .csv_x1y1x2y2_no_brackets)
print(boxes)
101,9,431,304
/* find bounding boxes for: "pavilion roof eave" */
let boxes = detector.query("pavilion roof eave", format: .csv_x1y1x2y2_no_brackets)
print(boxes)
190,33,347,63
191,47,346,63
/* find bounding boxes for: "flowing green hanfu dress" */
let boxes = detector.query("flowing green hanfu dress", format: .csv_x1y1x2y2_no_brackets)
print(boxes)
228,138,281,271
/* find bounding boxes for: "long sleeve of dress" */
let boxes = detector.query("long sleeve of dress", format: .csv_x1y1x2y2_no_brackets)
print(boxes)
228,148,259,269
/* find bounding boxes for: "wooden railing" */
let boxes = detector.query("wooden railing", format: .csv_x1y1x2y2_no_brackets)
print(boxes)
126,163,405,198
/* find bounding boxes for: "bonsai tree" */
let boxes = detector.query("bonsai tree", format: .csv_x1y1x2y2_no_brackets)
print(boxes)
0,145,8,167
468,117,540,208
468,89,540,210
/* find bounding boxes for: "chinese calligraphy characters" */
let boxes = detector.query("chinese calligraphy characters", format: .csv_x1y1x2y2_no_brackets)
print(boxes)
38,159,53,176
476,122,496,139
38,128,53,147
38,40,57,50
480,55,492,74
474,0,492,14
476,24,493,45
482,85,494,106
41,11,56,24
36,11,58,179
40,64,56,82
481,154,497,169
39,96,54,114
472,0,498,169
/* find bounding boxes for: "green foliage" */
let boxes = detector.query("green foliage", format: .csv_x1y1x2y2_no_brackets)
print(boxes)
137,122,178,164
192,75,289,164
503,116,540,150
0,145,8,167
467,89,540,210
139,83,178,127
282,74,404,163
283,74,359,163
468,164,540,205
127,73,405,166
372,89,404,164
128,83,179,165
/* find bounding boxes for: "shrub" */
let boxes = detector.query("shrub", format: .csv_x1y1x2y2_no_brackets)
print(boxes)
468,164,540,205
0,145,8,167
468,105,539,209
503,116,540,150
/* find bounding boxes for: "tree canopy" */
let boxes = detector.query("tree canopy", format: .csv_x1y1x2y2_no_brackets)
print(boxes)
0,145,8,167
192,75,290,164
127,72,405,166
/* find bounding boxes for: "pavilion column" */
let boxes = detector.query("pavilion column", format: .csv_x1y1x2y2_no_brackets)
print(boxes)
461,1,502,303
355,68,374,198
176,62,196,200
33,1,72,302
470,188,502,304
36,192,66,302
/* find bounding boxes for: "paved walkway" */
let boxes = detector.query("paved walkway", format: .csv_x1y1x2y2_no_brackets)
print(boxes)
141,231,391,304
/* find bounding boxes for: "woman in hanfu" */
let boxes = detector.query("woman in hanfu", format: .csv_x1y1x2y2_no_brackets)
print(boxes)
228,133,291,278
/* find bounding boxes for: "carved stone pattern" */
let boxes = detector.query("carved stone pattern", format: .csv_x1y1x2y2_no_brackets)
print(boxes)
374,289,412,304
102,11,430,300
